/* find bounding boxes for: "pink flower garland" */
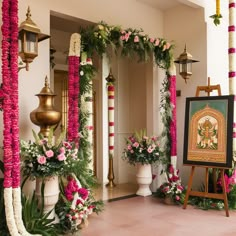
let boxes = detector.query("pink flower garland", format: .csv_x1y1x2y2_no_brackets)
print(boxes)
10,0,20,188
169,75,177,157
68,56,80,144
2,0,13,188
2,0,20,188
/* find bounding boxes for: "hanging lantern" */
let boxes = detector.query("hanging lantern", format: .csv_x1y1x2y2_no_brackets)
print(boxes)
18,7,50,71
174,45,199,83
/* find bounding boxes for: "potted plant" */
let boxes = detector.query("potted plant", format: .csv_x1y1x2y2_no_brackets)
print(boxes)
20,128,79,218
122,129,160,196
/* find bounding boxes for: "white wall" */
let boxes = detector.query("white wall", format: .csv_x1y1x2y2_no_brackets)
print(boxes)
164,5,207,188
164,1,230,189
14,0,165,140
205,0,229,95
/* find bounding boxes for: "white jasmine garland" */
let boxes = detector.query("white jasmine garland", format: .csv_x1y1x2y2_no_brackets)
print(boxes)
69,33,81,57
13,188,41,236
4,188,20,236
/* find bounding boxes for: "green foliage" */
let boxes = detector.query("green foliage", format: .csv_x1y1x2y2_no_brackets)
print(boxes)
159,74,172,165
22,193,63,236
79,64,95,96
80,21,173,69
210,14,222,26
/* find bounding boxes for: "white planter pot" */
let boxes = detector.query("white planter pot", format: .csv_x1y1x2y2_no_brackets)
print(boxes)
136,163,152,196
35,176,60,220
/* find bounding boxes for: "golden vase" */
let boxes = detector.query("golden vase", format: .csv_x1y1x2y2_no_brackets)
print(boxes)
30,76,61,137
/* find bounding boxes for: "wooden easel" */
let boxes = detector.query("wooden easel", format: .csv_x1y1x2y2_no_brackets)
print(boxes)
183,77,229,217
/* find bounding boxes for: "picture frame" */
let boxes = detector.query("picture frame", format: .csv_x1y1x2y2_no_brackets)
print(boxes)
183,95,234,168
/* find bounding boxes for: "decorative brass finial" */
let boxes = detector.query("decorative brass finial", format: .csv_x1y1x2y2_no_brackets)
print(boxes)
105,69,116,83
26,6,31,20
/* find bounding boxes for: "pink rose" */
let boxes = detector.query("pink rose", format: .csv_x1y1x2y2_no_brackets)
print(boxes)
155,39,160,46
134,35,139,43
127,144,132,150
57,153,66,161
37,155,46,164
125,33,130,42
147,146,153,153
78,187,89,200
60,147,65,154
63,141,72,149
45,150,54,158
133,142,139,148
175,195,180,201
152,136,157,141
150,38,154,43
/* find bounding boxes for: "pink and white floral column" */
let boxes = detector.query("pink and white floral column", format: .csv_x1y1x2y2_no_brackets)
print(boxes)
2,0,35,235
68,33,81,144
168,61,177,169
229,0,236,160
106,70,116,187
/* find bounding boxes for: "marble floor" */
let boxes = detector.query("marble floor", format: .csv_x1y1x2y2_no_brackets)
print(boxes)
92,183,138,201
82,195,236,236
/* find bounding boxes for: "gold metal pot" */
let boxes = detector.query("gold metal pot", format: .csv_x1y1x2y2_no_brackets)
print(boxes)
30,76,61,137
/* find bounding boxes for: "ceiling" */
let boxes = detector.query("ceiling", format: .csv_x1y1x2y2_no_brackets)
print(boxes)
50,0,183,33
137,0,181,10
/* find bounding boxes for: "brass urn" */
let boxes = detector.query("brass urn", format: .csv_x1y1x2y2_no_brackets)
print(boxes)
30,76,61,137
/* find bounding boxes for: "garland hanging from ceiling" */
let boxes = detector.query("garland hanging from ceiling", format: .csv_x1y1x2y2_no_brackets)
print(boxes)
1,0,35,235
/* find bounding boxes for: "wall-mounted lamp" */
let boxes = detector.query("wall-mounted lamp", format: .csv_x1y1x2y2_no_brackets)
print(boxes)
18,7,50,71
174,45,199,83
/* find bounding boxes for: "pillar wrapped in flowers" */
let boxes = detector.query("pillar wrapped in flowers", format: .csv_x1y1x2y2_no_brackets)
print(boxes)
229,0,236,160
106,70,116,187
168,61,177,169
68,33,81,144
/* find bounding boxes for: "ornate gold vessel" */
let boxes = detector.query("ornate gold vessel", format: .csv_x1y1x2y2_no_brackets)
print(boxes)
30,76,61,137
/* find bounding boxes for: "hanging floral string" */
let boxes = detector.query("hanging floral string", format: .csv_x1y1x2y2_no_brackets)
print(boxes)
210,0,222,26
2,0,36,235
68,33,81,144
229,0,236,161
2,0,21,235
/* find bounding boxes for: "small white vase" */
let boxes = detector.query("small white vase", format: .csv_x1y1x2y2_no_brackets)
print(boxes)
35,176,60,221
136,163,152,196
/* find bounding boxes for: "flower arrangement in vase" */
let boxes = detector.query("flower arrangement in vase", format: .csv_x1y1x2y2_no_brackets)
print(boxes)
156,164,185,204
56,174,97,233
21,128,78,178
122,129,160,196
122,129,160,166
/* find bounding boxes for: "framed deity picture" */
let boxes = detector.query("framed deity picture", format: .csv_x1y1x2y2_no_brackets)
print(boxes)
183,95,234,168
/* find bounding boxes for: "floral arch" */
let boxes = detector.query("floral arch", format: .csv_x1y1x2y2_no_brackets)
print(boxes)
67,22,177,183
